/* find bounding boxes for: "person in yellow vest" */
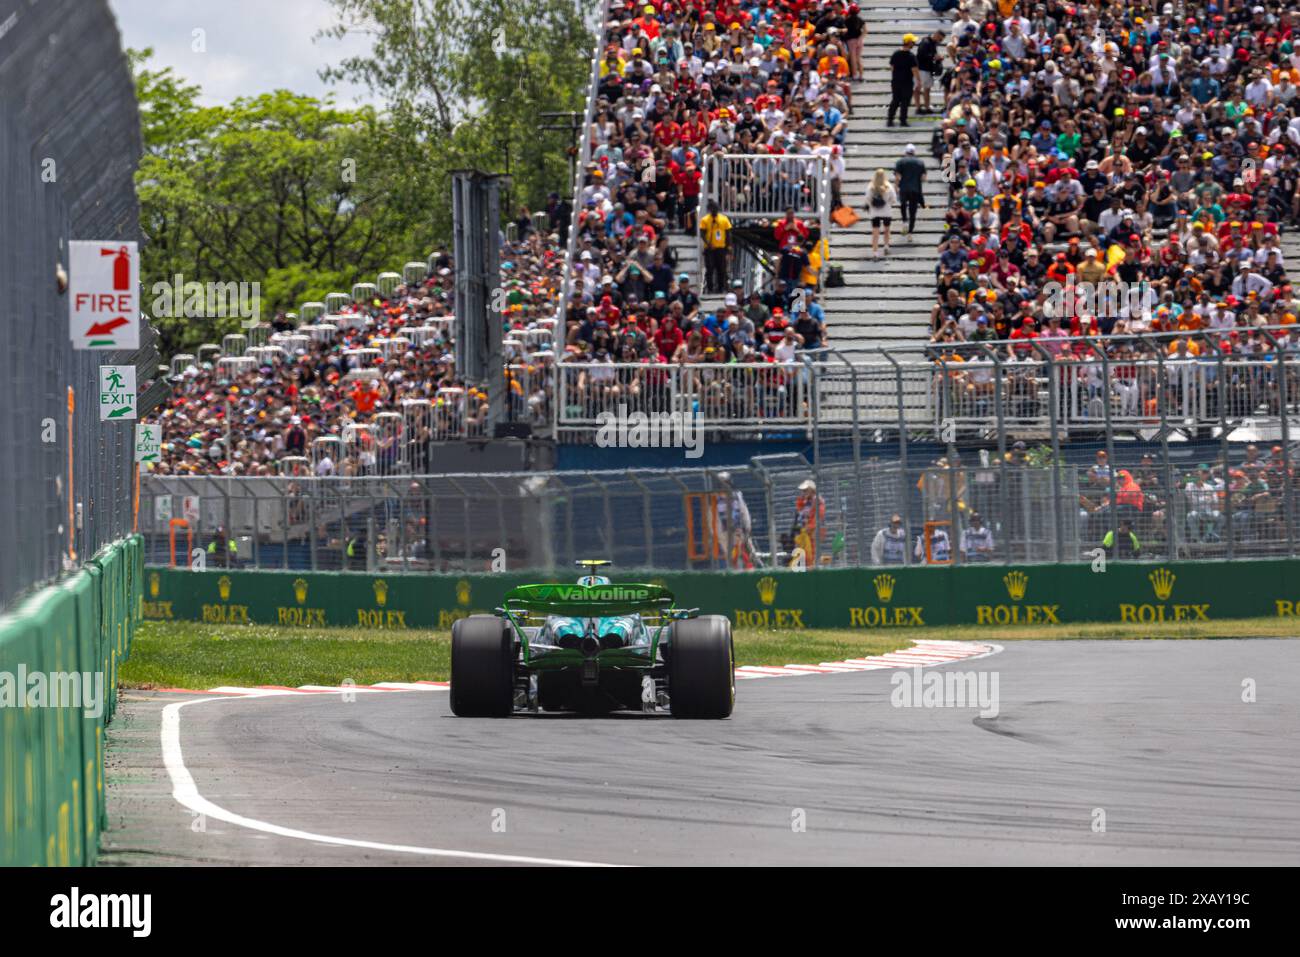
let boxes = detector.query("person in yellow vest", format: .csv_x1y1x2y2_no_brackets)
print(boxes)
207,528,237,568
698,199,732,294
792,480,826,565
345,531,368,570
801,235,830,288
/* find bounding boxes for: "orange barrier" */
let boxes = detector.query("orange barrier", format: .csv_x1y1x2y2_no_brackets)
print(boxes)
168,518,192,568
922,520,952,565
684,492,722,562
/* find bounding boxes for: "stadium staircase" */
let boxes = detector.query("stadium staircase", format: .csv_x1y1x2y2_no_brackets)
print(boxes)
669,232,704,301
827,0,951,357
1284,231,1300,276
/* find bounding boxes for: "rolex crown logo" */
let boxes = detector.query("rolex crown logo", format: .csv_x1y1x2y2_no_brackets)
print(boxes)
1003,570,1029,601
456,579,472,606
873,573,895,603
1149,567,1176,601
373,578,388,607
293,577,309,604
217,575,231,601
149,572,160,599
757,576,778,606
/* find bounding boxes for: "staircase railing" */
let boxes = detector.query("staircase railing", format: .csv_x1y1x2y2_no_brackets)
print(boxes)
555,0,612,327
701,153,832,289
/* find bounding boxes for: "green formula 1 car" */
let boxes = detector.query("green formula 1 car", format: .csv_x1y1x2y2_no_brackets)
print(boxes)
449,561,734,718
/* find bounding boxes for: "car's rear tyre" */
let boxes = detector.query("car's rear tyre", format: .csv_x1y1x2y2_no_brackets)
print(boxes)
669,615,734,719
450,615,514,717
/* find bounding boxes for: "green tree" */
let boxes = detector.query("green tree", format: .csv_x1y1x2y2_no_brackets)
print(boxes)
319,0,592,223
131,49,443,353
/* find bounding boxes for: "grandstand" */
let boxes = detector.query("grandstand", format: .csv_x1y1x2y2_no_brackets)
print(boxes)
138,0,1300,573
149,227,564,476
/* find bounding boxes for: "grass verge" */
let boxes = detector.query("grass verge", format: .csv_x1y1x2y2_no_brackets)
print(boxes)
120,618,1295,690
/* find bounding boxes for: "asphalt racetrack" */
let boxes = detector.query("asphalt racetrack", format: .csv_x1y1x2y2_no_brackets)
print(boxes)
102,639,1300,866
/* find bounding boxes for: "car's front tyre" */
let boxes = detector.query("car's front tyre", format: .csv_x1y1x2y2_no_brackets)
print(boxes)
668,615,735,719
450,615,515,717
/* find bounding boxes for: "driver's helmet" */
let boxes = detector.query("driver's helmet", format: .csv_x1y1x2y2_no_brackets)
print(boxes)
577,574,612,586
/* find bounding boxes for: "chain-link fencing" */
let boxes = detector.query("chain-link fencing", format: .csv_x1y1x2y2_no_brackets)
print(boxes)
0,2,149,608
141,432,1300,577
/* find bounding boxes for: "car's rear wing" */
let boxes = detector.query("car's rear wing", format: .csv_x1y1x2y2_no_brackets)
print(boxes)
500,582,693,619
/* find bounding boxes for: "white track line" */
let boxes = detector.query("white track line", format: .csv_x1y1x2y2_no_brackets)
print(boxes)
735,640,1000,678
157,640,1003,860
159,694,624,867
159,644,1001,694
206,686,295,697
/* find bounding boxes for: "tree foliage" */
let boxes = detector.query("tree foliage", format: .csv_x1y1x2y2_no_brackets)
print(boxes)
131,0,592,354
132,49,442,351
319,0,593,225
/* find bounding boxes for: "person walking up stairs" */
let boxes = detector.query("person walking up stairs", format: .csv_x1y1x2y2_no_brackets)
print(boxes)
820,0,953,356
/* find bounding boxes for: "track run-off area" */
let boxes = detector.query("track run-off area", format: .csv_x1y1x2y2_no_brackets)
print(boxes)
100,639,1300,866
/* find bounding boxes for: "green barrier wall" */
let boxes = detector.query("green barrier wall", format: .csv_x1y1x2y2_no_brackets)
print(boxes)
0,536,141,866
143,557,1298,633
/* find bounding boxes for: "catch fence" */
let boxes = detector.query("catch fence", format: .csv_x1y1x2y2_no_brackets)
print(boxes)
141,436,1298,576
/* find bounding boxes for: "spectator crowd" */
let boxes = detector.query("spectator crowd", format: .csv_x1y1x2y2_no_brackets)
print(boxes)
148,0,886,472
923,0,1300,370
149,0,1300,488
147,225,566,476
561,0,868,389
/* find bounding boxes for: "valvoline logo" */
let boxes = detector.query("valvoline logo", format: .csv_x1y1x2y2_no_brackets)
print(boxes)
539,584,652,602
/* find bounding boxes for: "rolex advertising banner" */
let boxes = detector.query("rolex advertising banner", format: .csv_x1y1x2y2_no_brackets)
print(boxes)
141,559,1300,631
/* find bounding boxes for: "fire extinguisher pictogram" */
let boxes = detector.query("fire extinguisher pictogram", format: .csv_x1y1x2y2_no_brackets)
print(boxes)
101,245,131,291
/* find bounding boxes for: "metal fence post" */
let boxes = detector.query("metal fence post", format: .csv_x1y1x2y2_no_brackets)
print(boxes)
449,477,470,569
222,478,232,564
600,474,615,565
1082,335,1118,560
1203,337,1233,559
834,350,867,564
366,514,375,572
703,471,720,571
251,492,260,569
803,353,823,504
308,482,318,572
1154,344,1178,560
881,349,912,565
819,156,830,288
1258,329,1294,556
626,471,653,569
699,154,710,293
973,342,1009,560
1031,342,1065,562
281,488,290,571
397,480,409,567
564,477,576,569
